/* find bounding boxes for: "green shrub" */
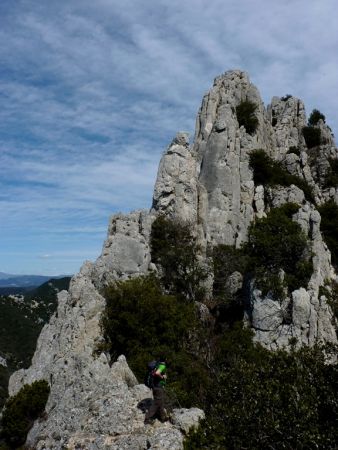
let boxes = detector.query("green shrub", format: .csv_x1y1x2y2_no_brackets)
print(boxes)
1,380,49,448
308,109,326,126
324,158,338,188
184,342,338,450
0,279,66,409
303,126,321,148
150,216,209,302
236,100,258,135
281,94,292,101
245,203,312,297
101,275,209,407
0,365,9,411
318,200,338,267
249,149,314,202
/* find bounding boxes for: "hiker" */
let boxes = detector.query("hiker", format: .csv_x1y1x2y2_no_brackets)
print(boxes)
144,358,168,424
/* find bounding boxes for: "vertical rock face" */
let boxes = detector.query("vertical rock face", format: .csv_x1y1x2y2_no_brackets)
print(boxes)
193,71,270,247
151,132,198,224
9,70,338,448
268,95,306,159
92,210,155,289
152,69,338,348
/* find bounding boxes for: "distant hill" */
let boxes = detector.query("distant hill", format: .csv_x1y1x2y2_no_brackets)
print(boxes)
0,276,71,409
0,274,69,288
0,272,14,280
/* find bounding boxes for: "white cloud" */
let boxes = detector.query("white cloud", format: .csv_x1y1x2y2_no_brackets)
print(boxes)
1,0,337,273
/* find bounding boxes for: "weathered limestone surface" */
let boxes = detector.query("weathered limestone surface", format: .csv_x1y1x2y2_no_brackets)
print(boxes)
246,193,337,349
92,210,155,289
9,69,338,448
9,266,203,449
152,70,337,349
193,71,267,247
152,132,198,224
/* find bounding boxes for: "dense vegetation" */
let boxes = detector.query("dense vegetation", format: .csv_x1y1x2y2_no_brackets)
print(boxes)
320,280,338,322
0,277,70,410
102,275,209,407
150,216,208,302
318,200,338,267
308,108,326,126
303,126,322,148
324,157,338,188
245,203,313,297
0,380,49,448
100,216,338,449
184,341,338,450
302,108,325,149
236,100,258,135
0,296,44,409
249,149,314,202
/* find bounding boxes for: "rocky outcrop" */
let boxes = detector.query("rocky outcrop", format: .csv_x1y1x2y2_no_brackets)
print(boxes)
92,210,155,289
9,266,203,449
152,132,198,225
152,70,338,349
8,69,338,448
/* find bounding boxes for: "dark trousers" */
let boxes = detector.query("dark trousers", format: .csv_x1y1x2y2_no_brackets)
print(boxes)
145,387,166,422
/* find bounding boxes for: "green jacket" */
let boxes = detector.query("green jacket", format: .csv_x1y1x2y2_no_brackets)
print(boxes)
154,363,166,388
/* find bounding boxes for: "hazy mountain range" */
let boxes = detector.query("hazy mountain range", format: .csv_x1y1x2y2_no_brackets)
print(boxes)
0,273,70,289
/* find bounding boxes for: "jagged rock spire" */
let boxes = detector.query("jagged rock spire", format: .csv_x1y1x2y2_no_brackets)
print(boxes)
8,70,338,449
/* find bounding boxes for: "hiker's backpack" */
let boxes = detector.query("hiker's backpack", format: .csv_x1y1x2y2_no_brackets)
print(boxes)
144,360,158,388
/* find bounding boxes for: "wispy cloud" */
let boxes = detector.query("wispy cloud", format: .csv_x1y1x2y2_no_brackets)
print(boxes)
1,0,337,274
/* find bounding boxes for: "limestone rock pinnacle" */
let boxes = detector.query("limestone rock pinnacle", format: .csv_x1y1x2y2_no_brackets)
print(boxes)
8,69,338,448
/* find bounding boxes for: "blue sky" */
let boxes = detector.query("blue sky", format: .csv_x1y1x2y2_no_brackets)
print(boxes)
1,0,338,276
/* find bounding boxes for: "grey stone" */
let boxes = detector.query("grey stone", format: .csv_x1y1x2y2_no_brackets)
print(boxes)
251,289,283,331
225,271,243,295
0,356,7,367
9,69,338,448
171,408,205,434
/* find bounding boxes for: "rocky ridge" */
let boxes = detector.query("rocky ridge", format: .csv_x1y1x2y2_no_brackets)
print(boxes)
8,70,338,448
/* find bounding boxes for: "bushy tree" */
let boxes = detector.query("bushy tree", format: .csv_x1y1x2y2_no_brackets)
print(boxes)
303,126,321,148
1,380,49,448
324,158,338,188
249,149,314,202
245,203,312,296
308,108,326,126
318,200,338,267
184,340,338,450
151,216,209,302
236,100,258,135
320,280,338,321
101,275,209,407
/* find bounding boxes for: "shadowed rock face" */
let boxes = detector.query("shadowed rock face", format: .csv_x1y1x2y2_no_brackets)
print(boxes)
9,70,338,449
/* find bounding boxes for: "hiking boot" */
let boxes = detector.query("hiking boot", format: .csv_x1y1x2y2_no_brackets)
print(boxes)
159,416,170,423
